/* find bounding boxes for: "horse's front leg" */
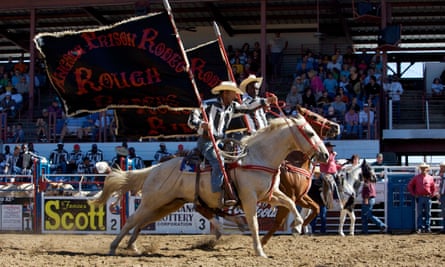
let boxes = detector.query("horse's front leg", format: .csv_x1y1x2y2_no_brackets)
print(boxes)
242,196,267,258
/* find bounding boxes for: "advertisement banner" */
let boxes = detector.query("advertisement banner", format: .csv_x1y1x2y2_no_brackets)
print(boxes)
128,197,210,234
1,205,22,231
42,197,119,233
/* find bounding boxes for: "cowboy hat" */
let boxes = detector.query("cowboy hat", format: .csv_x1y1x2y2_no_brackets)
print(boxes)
418,162,430,169
115,146,128,156
211,81,243,95
239,74,263,93
440,161,445,167
324,142,336,147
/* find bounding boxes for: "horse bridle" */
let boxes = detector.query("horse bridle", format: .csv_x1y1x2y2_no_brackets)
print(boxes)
300,109,332,139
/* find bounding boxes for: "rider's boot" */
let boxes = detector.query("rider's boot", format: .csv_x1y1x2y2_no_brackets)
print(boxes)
221,183,237,207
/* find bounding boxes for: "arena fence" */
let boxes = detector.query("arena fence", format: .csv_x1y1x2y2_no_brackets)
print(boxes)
0,160,443,235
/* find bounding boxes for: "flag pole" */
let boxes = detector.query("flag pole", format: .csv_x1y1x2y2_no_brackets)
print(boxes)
213,21,252,134
163,0,237,203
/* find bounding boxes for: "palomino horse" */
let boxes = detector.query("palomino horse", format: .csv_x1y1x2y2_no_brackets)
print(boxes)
261,106,340,245
335,159,374,236
89,115,329,258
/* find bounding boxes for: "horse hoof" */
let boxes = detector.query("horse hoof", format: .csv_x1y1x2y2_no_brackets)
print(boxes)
339,232,345,237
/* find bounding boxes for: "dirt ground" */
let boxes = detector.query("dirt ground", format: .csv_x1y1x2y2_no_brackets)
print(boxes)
0,233,443,267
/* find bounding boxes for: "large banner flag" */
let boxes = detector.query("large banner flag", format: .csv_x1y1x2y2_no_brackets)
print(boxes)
115,40,231,138
34,12,198,116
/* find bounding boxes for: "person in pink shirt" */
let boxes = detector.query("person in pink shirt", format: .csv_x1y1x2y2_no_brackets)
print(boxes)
319,142,341,176
407,162,436,233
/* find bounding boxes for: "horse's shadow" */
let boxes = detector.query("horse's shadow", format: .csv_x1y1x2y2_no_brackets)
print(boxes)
46,250,182,258
45,238,243,258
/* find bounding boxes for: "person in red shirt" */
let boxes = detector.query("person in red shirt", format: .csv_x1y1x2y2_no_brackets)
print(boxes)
407,162,436,233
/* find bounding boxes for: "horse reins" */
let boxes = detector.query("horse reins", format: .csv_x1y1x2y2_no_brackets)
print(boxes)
266,95,323,159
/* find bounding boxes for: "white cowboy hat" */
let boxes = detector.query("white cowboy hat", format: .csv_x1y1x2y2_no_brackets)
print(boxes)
95,161,110,174
211,81,243,95
418,162,430,169
440,161,445,167
239,74,263,93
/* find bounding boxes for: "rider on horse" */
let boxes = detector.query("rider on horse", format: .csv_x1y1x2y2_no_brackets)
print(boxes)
187,81,277,207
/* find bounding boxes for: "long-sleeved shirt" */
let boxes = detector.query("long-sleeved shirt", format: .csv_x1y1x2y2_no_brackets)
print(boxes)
407,173,436,197
241,94,269,132
188,96,267,139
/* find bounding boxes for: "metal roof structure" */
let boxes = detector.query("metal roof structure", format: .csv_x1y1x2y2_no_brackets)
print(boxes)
1,0,445,60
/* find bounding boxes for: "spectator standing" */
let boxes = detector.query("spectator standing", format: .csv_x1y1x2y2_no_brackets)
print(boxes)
438,161,445,234
363,75,381,107
308,166,327,234
431,77,443,96
110,146,129,169
153,143,172,165
127,147,145,170
268,32,288,80
68,144,83,174
48,143,69,174
407,162,436,233
384,75,404,123
4,145,21,175
77,156,96,187
319,142,341,177
371,153,385,180
85,144,104,166
361,171,386,234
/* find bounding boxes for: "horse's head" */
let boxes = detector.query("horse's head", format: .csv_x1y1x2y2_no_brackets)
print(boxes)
297,105,340,139
287,114,329,163
361,159,377,182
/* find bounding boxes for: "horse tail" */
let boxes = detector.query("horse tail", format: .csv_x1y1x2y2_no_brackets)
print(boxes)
89,166,153,206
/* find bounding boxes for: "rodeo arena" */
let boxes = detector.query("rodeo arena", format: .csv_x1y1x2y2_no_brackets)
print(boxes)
1,0,445,266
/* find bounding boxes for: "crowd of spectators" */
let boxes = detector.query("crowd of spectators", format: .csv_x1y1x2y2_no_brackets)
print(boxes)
282,47,403,140
1,43,407,143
